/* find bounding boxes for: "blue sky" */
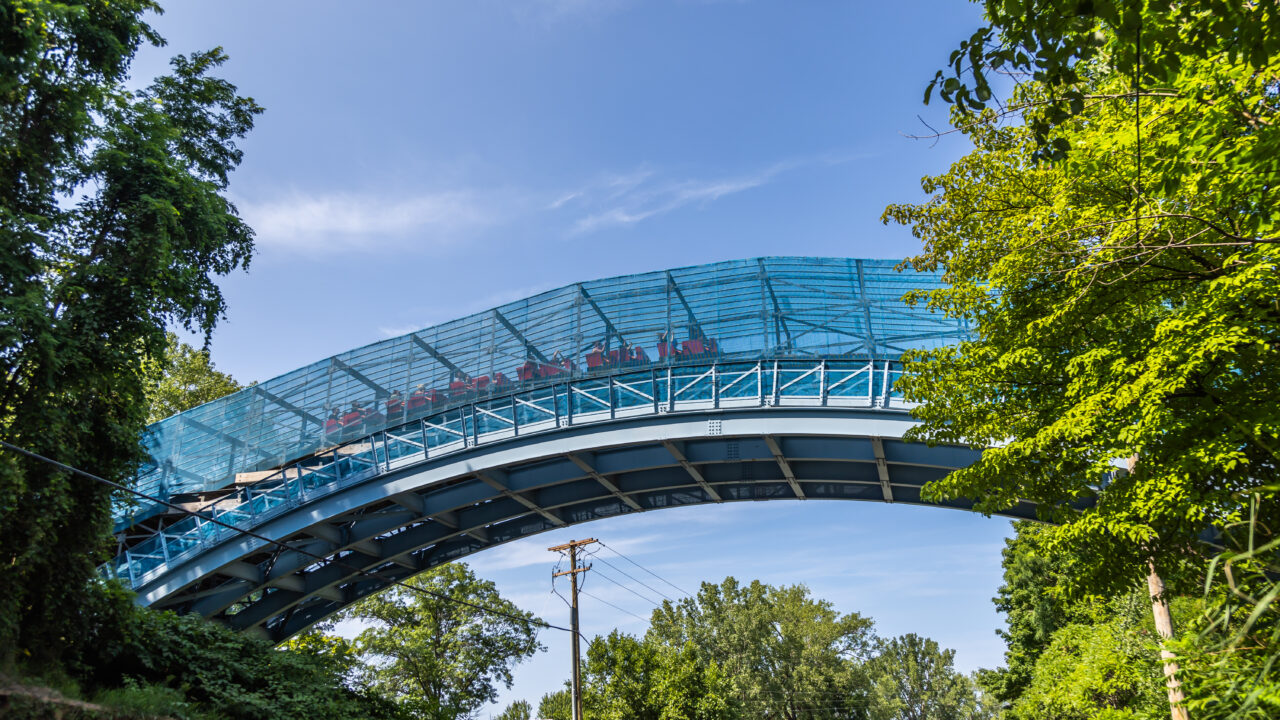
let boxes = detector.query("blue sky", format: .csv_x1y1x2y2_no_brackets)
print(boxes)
134,0,1014,713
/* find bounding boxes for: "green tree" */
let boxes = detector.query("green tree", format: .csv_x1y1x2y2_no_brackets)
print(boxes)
582,630,663,720
979,524,1202,719
496,698,532,720
899,3,1280,716
340,563,544,720
143,331,244,423
280,629,367,686
648,577,877,720
651,642,733,720
981,522,1105,702
580,631,732,720
868,634,988,720
885,70,1279,594
1009,606,1168,720
888,3,1280,714
55,582,405,720
0,0,260,670
928,0,1280,162
537,689,571,720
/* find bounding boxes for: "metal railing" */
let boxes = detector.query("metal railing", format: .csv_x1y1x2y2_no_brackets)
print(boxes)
122,258,965,521
104,358,911,589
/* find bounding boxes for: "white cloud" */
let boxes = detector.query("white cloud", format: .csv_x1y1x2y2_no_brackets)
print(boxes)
238,190,491,254
569,169,778,234
561,155,858,235
234,151,863,257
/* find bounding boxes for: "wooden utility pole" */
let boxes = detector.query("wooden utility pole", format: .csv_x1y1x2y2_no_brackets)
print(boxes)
549,538,596,720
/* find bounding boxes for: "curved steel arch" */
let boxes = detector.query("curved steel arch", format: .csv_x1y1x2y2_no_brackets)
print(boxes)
137,404,1027,642
104,257,1000,640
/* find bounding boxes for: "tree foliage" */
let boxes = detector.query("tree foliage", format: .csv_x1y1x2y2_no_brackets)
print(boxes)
1010,612,1167,720
930,1,1280,159
527,577,997,720
981,522,1104,701
30,581,403,720
0,0,260,670
1171,504,1280,719
580,631,732,720
885,54,1279,598
337,563,544,720
892,2,1280,711
979,524,1195,719
495,698,532,720
647,577,878,720
143,332,244,423
868,634,987,720
537,689,571,720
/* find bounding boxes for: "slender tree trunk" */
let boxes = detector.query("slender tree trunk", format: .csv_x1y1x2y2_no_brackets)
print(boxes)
1129,456,1189,720
1147,559,1188,720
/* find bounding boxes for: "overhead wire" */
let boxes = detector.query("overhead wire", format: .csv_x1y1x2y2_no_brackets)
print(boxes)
550,545,655,633
590,554,678,603
549,554,573,609
0,439,585,641
580,589,649,623
598,539,691,598
589,565,663,607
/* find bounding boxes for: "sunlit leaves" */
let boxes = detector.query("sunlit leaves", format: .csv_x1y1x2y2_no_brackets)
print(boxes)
886,36,1280,598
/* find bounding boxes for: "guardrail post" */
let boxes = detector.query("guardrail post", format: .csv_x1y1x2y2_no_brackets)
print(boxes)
287,464,299,503
460,408,469,448
666,366,674,412
194,517,208,548
866,362,874,406
771,360,780,406
819,360,828,406
881,361,892,408
757,362,764,406
246,487,257,523
511,395,520,436
380,431,391,471
712,363,720,408
125,549,137,587
420,419,430,460
566,383,575,425
159,533,171,564
651,369,659,414
553,385,562,427
609,376,617,419
470,404,480,446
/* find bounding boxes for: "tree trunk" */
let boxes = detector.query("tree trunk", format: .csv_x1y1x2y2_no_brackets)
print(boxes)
1128,455,1188,720
1147,555,1188,720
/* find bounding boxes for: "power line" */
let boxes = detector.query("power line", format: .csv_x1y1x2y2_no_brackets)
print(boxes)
590,566,663,606
580,589,649,624
598,539,691,597
591,553,677,603
0,439,582,640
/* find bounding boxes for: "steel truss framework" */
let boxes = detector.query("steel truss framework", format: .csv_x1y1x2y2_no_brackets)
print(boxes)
119,257,969,528
107,360,1035,642
103,257,1003,641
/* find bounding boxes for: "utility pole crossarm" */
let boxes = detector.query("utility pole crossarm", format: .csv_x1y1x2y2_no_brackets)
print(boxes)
552,563,591,578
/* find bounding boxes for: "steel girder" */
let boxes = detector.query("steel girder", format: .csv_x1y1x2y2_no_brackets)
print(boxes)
135,407,1031,642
